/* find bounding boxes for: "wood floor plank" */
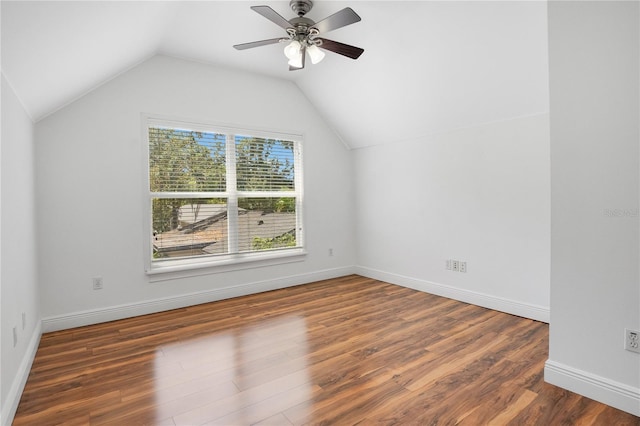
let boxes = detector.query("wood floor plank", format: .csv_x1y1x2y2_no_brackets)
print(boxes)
486,388,539,425
13,275,639,425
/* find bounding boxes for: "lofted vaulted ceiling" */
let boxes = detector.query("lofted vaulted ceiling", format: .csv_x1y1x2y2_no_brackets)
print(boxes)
1,1,549,149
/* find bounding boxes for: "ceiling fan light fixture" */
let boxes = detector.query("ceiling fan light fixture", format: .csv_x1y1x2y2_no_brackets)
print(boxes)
235,2,363,71
284,40,302,60
307,44,325,64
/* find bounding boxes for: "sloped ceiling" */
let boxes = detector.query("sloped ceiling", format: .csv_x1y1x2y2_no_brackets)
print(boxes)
1,1,549,149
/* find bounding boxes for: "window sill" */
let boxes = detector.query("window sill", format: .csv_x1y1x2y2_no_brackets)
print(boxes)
146,249,307,282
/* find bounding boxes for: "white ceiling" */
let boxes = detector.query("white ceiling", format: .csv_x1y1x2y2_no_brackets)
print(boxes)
1,1,549,149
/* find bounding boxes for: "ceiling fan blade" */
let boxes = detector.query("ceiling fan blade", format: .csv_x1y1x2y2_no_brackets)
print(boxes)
250,5,292,30
314,7,361,34
233,38,283,50
317,38,364,60
289,46,306,71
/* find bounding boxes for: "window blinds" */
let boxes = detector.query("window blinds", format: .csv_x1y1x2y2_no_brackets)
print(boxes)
148,125,301,263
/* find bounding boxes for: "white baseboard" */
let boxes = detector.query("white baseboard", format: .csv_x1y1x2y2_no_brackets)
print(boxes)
2,320,42,426
42,266,355,332
355,266,550,323
545,360,640,417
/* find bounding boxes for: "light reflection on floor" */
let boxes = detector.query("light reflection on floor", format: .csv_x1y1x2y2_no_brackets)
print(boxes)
152,315,312,424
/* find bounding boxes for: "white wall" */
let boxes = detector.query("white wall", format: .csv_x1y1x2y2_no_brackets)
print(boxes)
353,113,551,322
545,1,640,416
1,74,41,425
35,55,355,328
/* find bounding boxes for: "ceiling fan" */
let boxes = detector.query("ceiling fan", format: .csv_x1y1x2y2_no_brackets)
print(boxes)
233,0,364,70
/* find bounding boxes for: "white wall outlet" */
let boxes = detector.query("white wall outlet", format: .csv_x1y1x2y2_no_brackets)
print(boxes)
22,312,26,330
13,326,18,347
452,260,459,272
92,276,104,290
328,248,334,256
460,261,467,273
624,328,640,353
446,259,451,270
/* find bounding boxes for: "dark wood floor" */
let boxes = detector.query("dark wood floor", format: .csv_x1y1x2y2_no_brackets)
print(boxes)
14,275,640,425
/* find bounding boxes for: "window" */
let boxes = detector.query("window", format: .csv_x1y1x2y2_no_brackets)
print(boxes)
144,117,304,275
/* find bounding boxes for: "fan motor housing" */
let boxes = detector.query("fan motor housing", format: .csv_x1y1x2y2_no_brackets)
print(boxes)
290,17,315,28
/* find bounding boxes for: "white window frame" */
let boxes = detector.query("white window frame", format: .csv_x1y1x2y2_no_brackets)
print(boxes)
142,115,306,280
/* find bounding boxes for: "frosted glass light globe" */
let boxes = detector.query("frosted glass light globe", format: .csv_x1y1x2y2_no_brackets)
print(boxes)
284,40,302,59
307,44,325,64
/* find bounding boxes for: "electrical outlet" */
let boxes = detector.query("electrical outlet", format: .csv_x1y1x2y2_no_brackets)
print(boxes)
452,260,459,272
13,327,18,347
446,259,451,270
460,261,467,273
92,277,104,290
22,312,26,330
624,328,640,353
328,248,334,256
